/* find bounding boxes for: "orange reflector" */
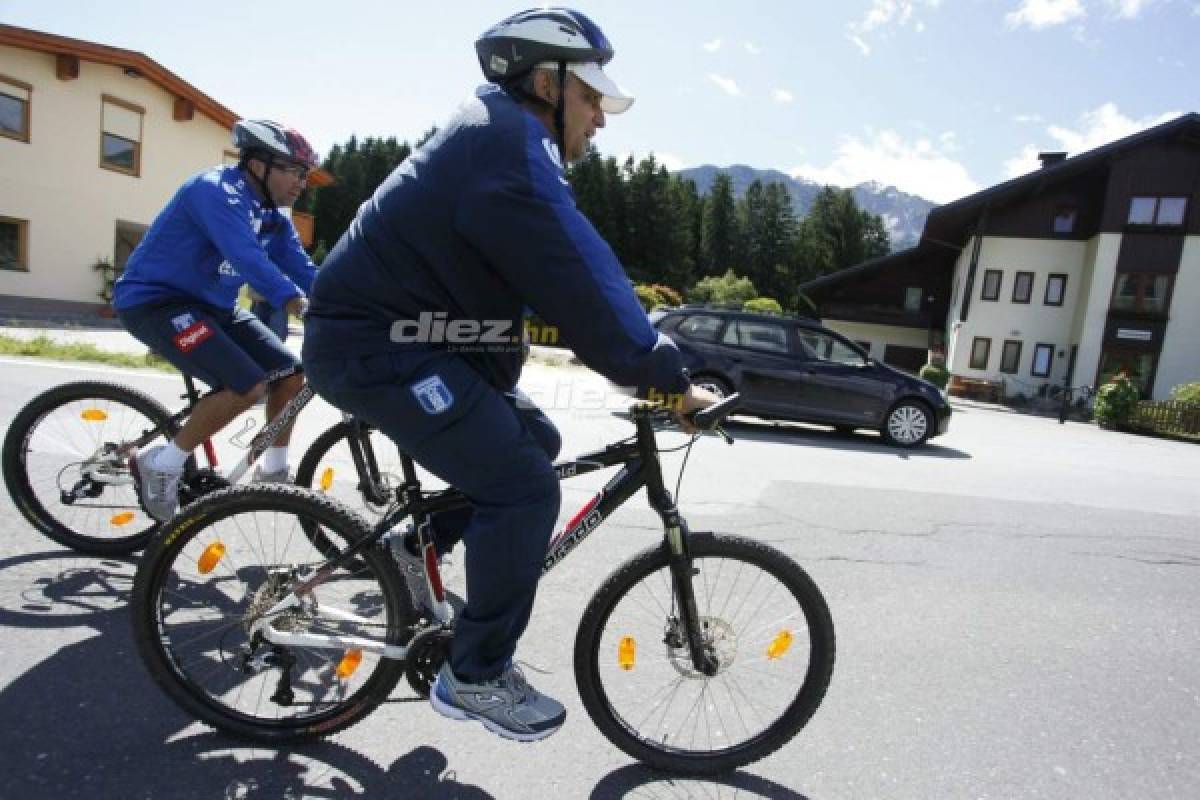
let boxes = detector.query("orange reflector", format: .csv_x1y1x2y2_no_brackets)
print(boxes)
618,636,637,671
81,409,108,422
336,648,363,679
197,541,226,575
110,511,135,526
319,467,334,492
766,630,794,660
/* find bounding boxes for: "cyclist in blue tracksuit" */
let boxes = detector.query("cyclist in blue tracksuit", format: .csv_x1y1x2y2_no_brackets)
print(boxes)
303,8,717,742
113,120,320,521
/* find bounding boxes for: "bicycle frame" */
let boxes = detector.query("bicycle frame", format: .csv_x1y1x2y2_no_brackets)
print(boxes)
252,404,722,674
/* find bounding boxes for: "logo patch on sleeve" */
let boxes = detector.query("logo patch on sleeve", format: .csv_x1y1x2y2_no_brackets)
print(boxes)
411,375,454,415
170,313,197,333
173,320,215,353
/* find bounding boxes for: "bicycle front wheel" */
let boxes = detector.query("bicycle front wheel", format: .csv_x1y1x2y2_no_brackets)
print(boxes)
574,533,835,775
2,381,180,554
131,485,414,743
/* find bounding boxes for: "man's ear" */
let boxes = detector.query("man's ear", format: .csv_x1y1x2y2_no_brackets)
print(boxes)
533,70,560,105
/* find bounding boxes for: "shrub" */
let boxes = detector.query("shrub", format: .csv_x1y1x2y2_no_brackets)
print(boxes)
1169,382,1200,405
919,362,949,390
633,284,664,311
649,283,683,307
743,297,783,314
1093,373,1141,428
688,270,757,307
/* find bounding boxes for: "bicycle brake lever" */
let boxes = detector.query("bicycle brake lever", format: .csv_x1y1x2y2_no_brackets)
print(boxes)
713,424,734,445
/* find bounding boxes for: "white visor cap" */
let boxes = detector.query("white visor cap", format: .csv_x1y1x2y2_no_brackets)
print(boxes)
536,61,635,114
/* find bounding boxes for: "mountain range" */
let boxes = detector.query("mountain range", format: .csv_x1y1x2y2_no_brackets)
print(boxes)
675,165,936,249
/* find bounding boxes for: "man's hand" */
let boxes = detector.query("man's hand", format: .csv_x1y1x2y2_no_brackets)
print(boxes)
284,295,309,318
676,384,722,434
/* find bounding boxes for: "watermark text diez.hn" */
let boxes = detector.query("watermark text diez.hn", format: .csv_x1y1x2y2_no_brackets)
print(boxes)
389,312,559,347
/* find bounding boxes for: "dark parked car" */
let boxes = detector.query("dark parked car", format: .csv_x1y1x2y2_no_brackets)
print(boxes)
651,307,951,447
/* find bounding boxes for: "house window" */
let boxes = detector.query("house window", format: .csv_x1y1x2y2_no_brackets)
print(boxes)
855,340,872,355
1044,274,1067,306
1156,197,1187,226
223,149,240,166
969,337,991,370
1012,271,1034,304
100,95,144,176
1128,197,1157,225
1128,196,1188,226
999,340,1022,374
0,216,29,271
0,74,31,142
1052,207,1076,234
903,287,922,312
1112,273,1171,314
981,270,1002,301
1031,343,1054,378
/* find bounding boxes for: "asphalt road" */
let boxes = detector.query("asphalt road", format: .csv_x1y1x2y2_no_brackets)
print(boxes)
1,355,1198,799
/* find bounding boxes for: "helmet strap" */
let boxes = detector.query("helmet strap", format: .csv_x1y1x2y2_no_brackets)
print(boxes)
241,151,278,211
553,61,568,167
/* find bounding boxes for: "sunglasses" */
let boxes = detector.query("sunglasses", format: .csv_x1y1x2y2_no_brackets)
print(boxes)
273,162,310,181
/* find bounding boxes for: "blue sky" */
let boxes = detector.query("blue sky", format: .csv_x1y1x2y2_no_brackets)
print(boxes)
3,0,1197,203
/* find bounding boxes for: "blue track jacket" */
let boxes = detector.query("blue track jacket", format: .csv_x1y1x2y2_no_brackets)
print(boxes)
304,85,689,398
113,166,316,312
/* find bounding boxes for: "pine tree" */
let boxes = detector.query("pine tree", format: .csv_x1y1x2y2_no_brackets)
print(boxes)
702,173,739,276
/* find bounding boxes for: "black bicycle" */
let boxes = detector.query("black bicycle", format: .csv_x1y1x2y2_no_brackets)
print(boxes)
2,373,406,555
130,394,836,775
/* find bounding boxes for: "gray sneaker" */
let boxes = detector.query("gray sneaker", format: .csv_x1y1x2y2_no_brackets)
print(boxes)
131,446,182,522
430,662,566,742
251,465,291,483
383,527,434,613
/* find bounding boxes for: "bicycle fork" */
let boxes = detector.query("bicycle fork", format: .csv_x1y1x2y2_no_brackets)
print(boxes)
662,512,720,677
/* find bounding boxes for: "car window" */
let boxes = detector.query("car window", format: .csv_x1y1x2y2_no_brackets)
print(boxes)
721,320,789,354
797,330,866,365
676,315,724,342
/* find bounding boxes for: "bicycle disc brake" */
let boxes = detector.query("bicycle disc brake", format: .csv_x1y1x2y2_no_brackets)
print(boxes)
664,616,737,678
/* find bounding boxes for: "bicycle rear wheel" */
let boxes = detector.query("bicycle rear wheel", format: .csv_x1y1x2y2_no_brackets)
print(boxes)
131,485,413,742
2,381,181,554
574,533,835,775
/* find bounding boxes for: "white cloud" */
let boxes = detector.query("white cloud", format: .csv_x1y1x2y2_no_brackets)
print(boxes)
1013,113,1044,123
772,89,795,105
791,129,979,204
744,41,762,55
1105,0,1151,18
649,151,686,171
1004,0,1085,30
707,74,741,96
702,38,722,52
848,0,941,54
1003,103,1184,177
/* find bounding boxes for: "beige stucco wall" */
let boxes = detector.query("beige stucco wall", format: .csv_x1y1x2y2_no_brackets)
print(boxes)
1070,234,1121,393
0,44,234,304
943,237,977,370
821,319,929,361
1154,235,1200,398
948,236,1090,390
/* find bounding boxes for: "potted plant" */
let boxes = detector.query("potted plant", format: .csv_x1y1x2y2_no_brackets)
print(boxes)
94,258,121,317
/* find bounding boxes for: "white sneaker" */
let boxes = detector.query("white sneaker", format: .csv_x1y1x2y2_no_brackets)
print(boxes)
131,446,183,521
251,465,292,483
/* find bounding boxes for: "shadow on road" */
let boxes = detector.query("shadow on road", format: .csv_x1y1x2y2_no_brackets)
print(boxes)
0,550,493,799
591,763,814,799
722,417,971,460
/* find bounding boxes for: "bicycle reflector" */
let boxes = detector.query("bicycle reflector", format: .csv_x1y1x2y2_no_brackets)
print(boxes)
766,630,794,660
81,409,108,421
197,541,226,574
319,467,334,492
336,648,363,679
618,636,636,670
110,511,135,526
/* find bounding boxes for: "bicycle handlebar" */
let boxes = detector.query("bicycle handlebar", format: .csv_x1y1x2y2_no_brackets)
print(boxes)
689,393,741,431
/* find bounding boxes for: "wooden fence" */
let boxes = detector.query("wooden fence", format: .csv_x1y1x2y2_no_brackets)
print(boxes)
1129,401,1200,438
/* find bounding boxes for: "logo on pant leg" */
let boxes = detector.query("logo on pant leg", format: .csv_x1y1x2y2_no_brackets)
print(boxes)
411,375,454,415
173,321,215,353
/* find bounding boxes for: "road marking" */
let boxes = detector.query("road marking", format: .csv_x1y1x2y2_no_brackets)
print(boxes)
0,356,180,381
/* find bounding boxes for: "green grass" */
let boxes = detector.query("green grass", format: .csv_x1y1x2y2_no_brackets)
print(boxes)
0,334,176,372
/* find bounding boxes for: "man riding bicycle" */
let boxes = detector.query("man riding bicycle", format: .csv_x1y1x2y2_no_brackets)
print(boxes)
303,8,717,742
113,119,319,521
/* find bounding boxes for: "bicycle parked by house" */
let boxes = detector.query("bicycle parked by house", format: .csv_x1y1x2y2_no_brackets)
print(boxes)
2,373,407,555
129,394,836,775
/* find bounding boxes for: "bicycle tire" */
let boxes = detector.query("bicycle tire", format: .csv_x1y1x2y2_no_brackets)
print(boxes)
131,484,413,743
2,381,184,555
574,533,835,775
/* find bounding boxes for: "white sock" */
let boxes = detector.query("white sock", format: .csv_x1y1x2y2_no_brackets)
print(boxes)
153,441,189,473
261,446,288,473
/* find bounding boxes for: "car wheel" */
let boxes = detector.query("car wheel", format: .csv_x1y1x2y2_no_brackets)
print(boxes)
881,400,932,447
692,374,733,398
